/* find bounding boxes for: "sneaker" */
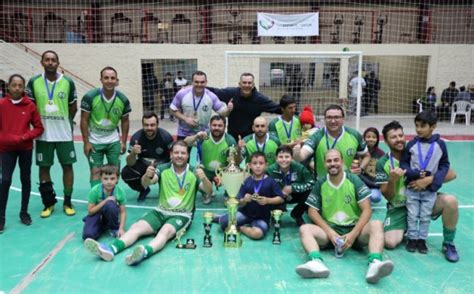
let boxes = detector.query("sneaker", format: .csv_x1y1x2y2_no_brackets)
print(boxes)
442,243,459,263
295,260,330,279
137,187,151,202
203,193,213,205
125,245,147,266
406,239,417,253
365,259,394,284
84,238,115,261
20,212,32,226
63,204,76,216
0,218,5,233
417,239,428,254
40,206,54,218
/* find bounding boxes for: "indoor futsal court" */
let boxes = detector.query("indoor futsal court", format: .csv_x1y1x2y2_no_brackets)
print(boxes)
1,138,473,293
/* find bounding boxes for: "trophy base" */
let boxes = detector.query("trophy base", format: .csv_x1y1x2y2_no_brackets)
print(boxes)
176,239,197,249
203,236,213,248
224,231,242,248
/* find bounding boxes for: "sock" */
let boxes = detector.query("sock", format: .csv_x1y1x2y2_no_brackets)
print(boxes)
443,226,456,245
308,251,323,261
368,253,383,263
144,245,154,258
110,239,126,254
63,187,73,205
90,179,101,188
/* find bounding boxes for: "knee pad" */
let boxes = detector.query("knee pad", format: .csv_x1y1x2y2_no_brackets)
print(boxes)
39,182,57,207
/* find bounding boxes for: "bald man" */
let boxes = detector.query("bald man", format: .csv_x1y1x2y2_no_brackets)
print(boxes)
238,117,281,165
295,149,394,284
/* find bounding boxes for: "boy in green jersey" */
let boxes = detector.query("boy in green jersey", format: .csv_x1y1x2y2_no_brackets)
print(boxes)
26,50,77,218
269,95,302,147
184,115,237,204
85,141,212,266
295,149,394,284
80,66,131,188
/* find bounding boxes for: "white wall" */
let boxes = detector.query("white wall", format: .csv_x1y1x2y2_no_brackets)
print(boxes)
1,43,472,119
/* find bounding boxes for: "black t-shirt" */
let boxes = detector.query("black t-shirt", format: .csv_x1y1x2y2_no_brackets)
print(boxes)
128,128,174,165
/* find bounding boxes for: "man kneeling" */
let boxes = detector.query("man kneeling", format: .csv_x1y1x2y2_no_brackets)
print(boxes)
295,149,394,284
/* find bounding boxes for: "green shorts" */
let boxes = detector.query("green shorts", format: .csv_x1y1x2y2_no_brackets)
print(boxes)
36,140,77,166
384,206,407,232
88,141,121,168
140,209,191,233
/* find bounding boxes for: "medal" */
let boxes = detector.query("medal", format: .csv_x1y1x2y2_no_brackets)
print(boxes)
416,141,435,178
420,170,426,178
254,134,267,154
281,116,294,144
192,93,203,119
253,178,264,200
325,127,343,150
193,112,198,118
179,188,185,195
44,74,57,107
100,88,117,122
173,165,188,196
286,139,292,143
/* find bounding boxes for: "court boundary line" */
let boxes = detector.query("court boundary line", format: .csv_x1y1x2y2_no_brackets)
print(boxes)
9,186,474,211
10,232,75,294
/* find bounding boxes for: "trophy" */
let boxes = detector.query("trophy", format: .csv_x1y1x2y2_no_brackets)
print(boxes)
175,229,196,249
216,146,248,248
271,210,283,245
203,211,214,247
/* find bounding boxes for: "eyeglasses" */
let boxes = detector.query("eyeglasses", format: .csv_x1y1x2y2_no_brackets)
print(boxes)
325,116,343,121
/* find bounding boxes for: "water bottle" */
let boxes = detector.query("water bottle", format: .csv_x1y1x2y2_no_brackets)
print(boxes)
335,237,345,258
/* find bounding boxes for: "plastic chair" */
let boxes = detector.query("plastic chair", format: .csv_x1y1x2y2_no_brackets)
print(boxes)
450,101,471,125
416,99,423,113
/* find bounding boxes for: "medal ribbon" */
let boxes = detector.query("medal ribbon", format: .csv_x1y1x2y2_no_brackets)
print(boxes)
254,134,267,153
44,74,58,102
389,152,395,169
101,186,115,200
283,169,292,186
417,141,435,172
193,93,204,114
173,165,188,194
253,178,264,194
325,127,342,150
100,89,117,119
280,116,294,142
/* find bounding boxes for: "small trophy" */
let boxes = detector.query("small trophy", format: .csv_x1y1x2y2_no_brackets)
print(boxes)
216,146,248,248
175,229,197,249
203,211,214,248
271,210,283,245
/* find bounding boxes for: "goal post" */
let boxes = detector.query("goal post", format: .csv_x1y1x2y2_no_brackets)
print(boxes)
224,50,364,131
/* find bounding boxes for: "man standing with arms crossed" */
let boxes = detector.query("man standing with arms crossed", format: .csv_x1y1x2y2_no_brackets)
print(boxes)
80,66,131,188
26,50,77,218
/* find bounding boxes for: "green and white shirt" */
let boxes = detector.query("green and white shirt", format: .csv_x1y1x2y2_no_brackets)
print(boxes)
197,133,237,173
375,153,407,209
26,73,77,142
302,126,367,177
269,116,302,144
156,163,200,213
81,88,131,144
88,184,127,206
306,172,371,227
243,133,281,165
266,161,314,195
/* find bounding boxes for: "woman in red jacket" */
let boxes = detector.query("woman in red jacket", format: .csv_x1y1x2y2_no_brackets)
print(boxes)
0,74,44,233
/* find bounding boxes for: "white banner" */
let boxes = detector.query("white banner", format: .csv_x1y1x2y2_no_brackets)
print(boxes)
257,12,319,37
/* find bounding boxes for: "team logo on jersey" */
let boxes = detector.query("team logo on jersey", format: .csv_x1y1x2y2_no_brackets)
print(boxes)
155,147,164,155
202,105,209,112
176,219,183,226
344,195,352,204
58,91,65,99
113,108,121,115
346,148,355,157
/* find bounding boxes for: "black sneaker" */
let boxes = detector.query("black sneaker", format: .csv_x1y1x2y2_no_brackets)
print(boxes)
406,239,417,252
0,218,5,233
20,212,32,226
417,239,428,254
138,187,151,202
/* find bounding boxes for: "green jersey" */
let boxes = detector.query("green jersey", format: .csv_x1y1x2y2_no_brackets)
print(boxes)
303,127,367,177
269,116,302,144
375,153,407,209
306,172,371,227
26,74,77,142
88,184,127,206
243,133,281,165
156,163,200,213
266,161,314,194
81,88,131,144
198,133,236,173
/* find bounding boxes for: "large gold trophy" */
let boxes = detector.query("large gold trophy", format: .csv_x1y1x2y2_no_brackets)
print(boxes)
216,146,247,248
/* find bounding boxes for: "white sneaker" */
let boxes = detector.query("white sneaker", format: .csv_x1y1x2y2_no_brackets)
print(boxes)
84,238,114,262
125,245,147,266
295,260,330,279
365,259,394,284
